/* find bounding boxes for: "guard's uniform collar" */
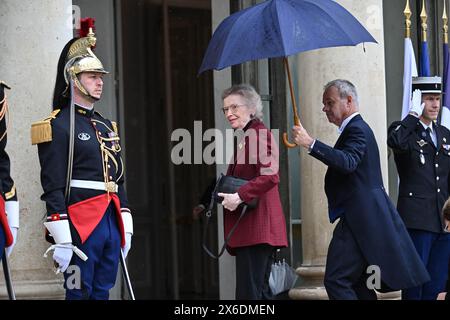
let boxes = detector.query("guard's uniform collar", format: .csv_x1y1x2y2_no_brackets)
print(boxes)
419,120,435,134
75,104,94,118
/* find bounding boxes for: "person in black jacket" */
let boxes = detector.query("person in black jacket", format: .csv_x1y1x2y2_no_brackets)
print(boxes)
0,81,19,260
387,76,450,300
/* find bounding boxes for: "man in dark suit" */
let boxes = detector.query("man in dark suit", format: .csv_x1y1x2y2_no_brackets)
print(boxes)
388,76,450,300
292,79,429,300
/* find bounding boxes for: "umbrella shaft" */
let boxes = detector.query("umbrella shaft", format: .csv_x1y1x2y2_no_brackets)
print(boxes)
283,58,300,125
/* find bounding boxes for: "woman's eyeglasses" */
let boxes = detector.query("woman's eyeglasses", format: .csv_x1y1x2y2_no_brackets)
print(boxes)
221,104,245,115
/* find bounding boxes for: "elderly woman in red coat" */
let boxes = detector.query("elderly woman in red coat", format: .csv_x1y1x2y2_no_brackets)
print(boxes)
217,84,288,300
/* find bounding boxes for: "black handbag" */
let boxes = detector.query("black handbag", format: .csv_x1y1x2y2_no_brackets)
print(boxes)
213,174,258,209
202,174,258,259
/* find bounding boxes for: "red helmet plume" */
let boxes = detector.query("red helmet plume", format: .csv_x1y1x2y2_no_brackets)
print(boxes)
78,17,96,38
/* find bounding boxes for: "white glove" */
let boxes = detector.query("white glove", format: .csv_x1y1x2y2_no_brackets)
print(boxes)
53,244,73,273
5,227,18,257
410,89,425,117
122,232,132,259
218,192,243,212
43,243,88,274
5,200,19,257
121,209,133,259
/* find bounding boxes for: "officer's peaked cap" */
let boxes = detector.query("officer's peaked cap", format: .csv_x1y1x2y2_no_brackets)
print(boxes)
412,76,442,94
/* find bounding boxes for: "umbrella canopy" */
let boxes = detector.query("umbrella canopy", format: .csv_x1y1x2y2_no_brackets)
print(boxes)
199,0,377,74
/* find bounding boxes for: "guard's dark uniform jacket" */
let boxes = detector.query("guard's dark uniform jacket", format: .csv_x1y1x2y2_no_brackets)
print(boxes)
0,92,17,247
36,105,129,246
387,114,450,233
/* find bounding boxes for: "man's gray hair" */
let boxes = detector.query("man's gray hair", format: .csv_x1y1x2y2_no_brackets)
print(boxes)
324,79,359,106
222,84,263,120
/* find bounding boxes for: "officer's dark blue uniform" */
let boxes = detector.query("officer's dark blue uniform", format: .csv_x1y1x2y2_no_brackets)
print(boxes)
388,90,450,299
37,105,129,299
0,81,19,260
32,21,132,300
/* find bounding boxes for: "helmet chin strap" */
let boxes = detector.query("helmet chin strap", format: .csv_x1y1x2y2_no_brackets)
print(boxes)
71,73,100,103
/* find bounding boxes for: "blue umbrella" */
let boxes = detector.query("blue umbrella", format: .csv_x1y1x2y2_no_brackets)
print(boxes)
199,0,377,147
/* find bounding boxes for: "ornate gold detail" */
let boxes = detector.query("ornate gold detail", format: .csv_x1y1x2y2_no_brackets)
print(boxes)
91,119,123,198
70,56,106,75
0,94,9,142
420,0,428,42
404,0,412,38
5,184,16,200
64,27,108,96
105,181,117,193
67,28,96,62
111,121,118,135
444,0,448,44
30,109,61,145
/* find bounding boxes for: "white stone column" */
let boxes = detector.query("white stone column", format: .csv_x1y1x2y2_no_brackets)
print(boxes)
0,0,73,299
211,0,236,300
289,0,387,300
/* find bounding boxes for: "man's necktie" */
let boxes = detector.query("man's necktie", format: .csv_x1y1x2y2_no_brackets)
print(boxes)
426,127,436,147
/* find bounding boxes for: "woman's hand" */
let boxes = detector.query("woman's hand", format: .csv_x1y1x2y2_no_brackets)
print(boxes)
218,192,243,212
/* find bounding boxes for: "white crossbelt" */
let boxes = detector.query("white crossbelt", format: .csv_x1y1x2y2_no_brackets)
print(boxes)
70,179,118,192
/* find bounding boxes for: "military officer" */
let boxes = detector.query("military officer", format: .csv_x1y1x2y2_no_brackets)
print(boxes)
388,76,450,300
0,81,19,260
32,20,133,300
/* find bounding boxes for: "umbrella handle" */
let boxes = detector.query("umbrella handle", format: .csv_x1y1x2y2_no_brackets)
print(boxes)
283,133,297,148
282,114,300,148
283,57,301,148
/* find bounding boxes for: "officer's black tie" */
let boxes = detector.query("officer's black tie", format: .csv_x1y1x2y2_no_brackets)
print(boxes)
426,127,436,148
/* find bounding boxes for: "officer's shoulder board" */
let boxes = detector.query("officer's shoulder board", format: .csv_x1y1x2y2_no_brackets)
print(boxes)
30,109,61,145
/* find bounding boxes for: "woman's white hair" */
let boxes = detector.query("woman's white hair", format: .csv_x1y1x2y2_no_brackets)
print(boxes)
221,84,263,120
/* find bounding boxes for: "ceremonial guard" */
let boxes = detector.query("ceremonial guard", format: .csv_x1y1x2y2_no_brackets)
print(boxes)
388,76,450,300
31,19,133,300
0,80,19,260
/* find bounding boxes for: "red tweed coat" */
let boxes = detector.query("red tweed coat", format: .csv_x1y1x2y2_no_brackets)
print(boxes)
224,119,288,254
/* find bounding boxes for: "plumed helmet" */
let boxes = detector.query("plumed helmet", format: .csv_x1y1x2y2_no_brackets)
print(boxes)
64,18,108,97
52,18,108,109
